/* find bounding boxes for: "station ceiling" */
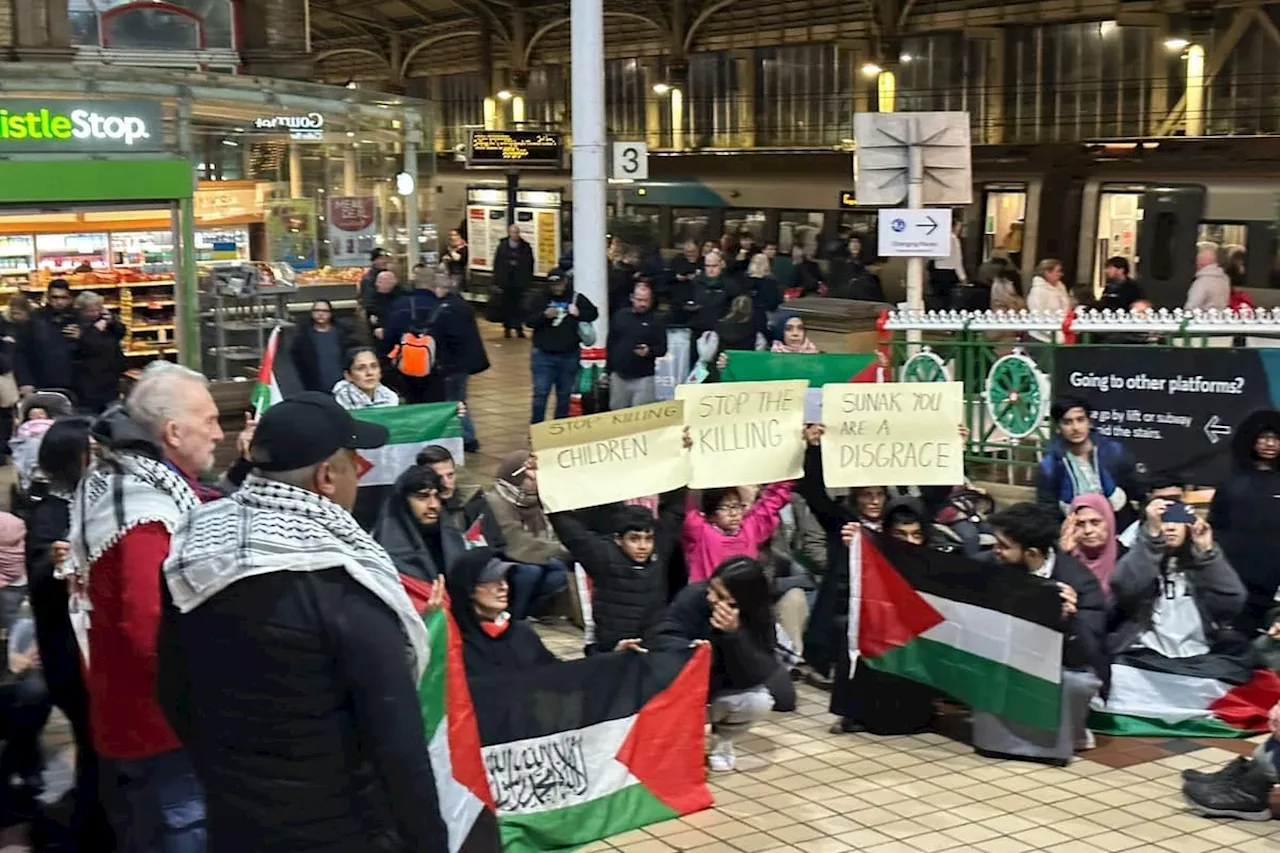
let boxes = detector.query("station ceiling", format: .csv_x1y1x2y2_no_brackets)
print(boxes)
306,0,1238,84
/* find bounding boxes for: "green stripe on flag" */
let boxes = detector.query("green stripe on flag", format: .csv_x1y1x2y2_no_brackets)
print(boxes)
497,781,677,853
420,608,447,739
353,402,463,444
1087,711,1250,739
867,636,1060,731
721,350,876,386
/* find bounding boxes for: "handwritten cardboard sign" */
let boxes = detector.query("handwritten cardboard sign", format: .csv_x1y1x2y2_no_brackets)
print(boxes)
531,400,687,512
676,380,807,488
820,381,964,487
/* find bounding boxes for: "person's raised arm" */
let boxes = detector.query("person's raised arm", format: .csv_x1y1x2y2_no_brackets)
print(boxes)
548,509,614,579
797,425,845,532
740,480,793,548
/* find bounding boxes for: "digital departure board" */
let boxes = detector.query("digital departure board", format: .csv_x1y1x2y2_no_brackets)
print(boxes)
467,130,563,168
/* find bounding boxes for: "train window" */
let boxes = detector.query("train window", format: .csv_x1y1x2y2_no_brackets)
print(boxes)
1197,222,1248,259
1093,191,1143,293
724,209,766,242
778,211,823,256
824,211,878,259
982,191,1026,266
671,209,711,250
616,205,661,250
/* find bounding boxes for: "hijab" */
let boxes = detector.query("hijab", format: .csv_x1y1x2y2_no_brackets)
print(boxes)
1068,493,1118,594
494,450,547,535
770,312,819,354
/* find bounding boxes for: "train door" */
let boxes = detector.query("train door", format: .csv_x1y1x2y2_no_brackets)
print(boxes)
1130,185,1206,308
980,184,1028,271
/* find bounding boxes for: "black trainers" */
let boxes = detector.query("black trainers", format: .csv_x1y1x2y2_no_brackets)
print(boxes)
1183,756,1250,785
1183,759,1273,821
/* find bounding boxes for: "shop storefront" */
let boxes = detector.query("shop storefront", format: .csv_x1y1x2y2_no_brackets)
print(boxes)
0,66,434,369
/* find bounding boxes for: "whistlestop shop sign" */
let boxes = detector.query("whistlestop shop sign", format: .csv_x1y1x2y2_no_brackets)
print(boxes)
0,100,165,154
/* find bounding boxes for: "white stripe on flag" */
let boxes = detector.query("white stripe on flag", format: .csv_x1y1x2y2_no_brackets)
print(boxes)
1094,663,1230,723
482,717,638,817
918,593,1062,685
575,564,595,646
846,529,862,680
429,724,486,853
359,437,465,488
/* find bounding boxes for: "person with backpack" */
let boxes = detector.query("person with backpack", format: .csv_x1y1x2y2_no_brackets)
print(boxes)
384,266,445,404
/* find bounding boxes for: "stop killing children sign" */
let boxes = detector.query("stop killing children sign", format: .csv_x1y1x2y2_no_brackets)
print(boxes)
530,380,967,512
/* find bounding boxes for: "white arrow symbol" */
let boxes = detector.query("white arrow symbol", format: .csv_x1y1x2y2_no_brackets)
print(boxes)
1204,415,1232,444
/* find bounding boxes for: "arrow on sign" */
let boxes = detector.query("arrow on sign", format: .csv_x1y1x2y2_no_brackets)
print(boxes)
1203,415,1232,444
919,215,939,235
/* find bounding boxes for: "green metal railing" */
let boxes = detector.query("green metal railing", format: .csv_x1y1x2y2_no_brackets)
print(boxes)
883,307,1278,484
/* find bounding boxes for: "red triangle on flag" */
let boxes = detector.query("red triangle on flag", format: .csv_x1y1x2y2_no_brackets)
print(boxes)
354,453,374,479
857,536,945,659
462,518,487,548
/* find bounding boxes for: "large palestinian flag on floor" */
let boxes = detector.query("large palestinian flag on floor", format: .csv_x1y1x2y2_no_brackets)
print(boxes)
400,575,501,853
469,645,713,853
849,531,1065,730
1090,649,1280,738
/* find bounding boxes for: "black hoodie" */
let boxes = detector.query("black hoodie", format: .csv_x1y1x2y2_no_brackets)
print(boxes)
446,548,558,677
526,284,600,354
371,468,468,582
1209,408,1280,633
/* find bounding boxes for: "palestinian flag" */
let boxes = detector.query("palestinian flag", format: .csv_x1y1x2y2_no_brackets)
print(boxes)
850,531,1065,730
351,402,464,487
462,518,487,549
720,350,881,385
1089,649,1280,738
250,326,283,415
400,575,501,853
469,645,713,853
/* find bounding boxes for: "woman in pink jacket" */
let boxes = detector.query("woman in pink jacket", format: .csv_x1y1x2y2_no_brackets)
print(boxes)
683,482,793,584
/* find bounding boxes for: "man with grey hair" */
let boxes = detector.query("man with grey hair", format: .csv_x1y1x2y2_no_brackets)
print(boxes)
158,392,448,853
69,360,224,851
71,289,126,413
1186,243,1231,311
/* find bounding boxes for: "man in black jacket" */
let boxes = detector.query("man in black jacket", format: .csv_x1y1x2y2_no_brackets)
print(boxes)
606,282,666,410
525,272,599,423
26,279,79,392
71,290,126,413
158,393,447,853
358,248,391,318
549,491,684,655
492,224,534,338
429,272,489,451
977,502,1108,764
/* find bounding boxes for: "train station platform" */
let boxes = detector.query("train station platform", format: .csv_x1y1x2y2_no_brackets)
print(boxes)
462,322,1277,853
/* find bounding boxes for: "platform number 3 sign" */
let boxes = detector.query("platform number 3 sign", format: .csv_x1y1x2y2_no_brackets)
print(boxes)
611,141,649,181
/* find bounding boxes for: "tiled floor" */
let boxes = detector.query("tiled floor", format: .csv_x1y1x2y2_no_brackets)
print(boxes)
463,322,1280,853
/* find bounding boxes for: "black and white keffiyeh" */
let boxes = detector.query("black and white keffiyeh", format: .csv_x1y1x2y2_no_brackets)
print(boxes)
331,379,399,410
162,474,428,679
68,451,200,587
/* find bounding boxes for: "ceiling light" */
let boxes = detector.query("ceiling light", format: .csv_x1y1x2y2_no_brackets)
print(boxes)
496,89,513,101
652,83,670,95
861,63,882,76
1164,37,1189,50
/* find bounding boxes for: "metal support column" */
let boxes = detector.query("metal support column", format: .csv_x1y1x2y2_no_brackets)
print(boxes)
571,0,608,340
404,109,422,269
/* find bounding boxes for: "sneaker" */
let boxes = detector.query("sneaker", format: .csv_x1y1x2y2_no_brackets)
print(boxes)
1183,756,1251,785
1076,729,1096,751
707,735,735,772
1182,760,1273,821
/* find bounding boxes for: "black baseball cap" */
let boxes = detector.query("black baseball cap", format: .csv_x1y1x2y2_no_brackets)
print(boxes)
370,248,389,261
250,392,388,472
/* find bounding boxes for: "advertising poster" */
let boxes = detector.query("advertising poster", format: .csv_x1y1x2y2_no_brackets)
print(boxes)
535,209,559,276
326,196,377,267
467,205,509,272
265,199,318,271
1053,346,1280,486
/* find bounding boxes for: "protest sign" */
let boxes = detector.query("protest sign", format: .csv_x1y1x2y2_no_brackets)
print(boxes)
677,380,807,488
821,381,964,487
531,400,687,512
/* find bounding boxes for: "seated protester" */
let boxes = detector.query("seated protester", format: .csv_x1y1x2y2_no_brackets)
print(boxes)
1118,477,1184,550
445,548,557,676
1183,699,1280,821
1036,396,1142,530
1108,499,1244,659
416,445,500,545
646,557,778,772
682,479,792,585
1060,493,1120,596
332,347,399,410
976,502,1109,765
1209,409,1280,635
0,615,53,818
761,487,826,665
371,465,466,582
485,451,569,621
548,489,685,656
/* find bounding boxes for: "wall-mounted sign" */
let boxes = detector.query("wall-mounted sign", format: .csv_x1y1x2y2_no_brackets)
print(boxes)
0,99,165,153
467,130,562,169
254,112,326,142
